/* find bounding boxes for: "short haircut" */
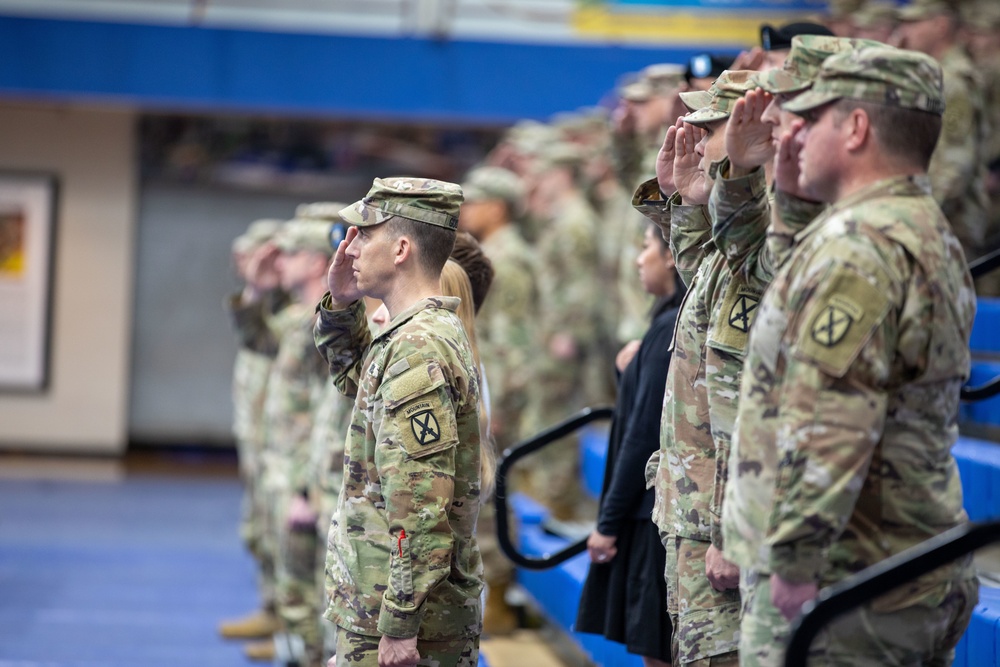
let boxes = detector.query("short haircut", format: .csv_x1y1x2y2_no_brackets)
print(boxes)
833,99,942,170
385,215,457,276
449,231,494,314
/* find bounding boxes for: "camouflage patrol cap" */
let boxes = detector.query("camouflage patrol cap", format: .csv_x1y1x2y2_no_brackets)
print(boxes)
232,218,283,254
273,218,337,254
295,201,348,222
678,89,714,113
851,0,897,29
896,0,954,22
782,46,945,115
755,35,885,95
461,166,525,211
683,70,759,126
960,0,1000,29
339,177,463,230
532,141,587,171
643,63,686,96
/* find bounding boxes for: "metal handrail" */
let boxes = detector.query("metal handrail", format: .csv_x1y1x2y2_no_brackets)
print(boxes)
784,520,1000,667
969,246,1000,280
962,374,1000,401
494,406,614,570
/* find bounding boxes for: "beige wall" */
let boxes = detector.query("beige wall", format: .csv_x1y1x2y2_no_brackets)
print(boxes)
0,103,136,453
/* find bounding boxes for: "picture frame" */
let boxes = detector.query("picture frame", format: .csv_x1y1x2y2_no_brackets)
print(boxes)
0,171,59,392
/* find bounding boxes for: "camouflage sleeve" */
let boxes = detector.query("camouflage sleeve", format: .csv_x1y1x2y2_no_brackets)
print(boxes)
314,295,371,400
538,212,602,350
709,161,770,282
767,189,825,275
929,69,979,206
632,178,672,242
284,325,329,493
226,293,279,356
374,348,464,638
611,130,647,191
764,238,898,583
670,196,712,288
478,260,536,444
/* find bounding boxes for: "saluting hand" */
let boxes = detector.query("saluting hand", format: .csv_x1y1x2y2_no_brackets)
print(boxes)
326,226,363,307
727,89,775,175
774,118,813,201
655,117,681,195
674,121,710,206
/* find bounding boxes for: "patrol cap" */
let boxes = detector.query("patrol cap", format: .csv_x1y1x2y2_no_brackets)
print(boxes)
295,201,348,247
232,218,283,254
461,166,525,211
960,0,1000,29
755,35,884,95
643,63,686,95
896,0,954,22
273,218,338,254
683,70,759,126
531,142,587,171
339,177,463,230
851,0,897,29
760,21,834,51
678,89,714,113
782,46,945,115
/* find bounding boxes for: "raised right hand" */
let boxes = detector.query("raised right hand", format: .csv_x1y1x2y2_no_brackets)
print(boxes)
326,225,363,306
674,121,710,205
726,89,775,173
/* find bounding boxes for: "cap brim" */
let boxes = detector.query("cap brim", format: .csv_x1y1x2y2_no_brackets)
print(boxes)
755,69,810,95
684,107,729,126
781,88,843,114
895,5,932,21
338,200,381,227
679,89,713,112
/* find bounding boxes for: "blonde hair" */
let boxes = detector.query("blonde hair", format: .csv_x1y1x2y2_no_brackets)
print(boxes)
440,259,496,500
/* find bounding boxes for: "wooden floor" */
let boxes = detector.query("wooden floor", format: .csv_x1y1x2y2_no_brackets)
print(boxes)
0,448,581,667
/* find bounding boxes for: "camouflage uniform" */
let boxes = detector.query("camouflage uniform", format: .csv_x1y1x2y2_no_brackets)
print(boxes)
724,47,980,667
521,178,608,517
315,297,483,642
929,44,990,261
630,71,775,666
315,178,483,666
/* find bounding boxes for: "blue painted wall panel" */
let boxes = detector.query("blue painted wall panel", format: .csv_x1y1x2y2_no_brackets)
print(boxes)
0,15,714,122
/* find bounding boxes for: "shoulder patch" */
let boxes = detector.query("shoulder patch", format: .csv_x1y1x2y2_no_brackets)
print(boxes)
708,281,762,355
795,270,891,377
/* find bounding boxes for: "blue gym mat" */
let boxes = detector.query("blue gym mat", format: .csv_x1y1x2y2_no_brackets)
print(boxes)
0,475,262,667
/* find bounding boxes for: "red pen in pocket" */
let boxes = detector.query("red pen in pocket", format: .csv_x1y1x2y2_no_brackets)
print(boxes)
398,528,406,557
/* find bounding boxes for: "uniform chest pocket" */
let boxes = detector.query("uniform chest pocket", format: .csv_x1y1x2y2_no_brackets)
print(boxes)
382,360,459,459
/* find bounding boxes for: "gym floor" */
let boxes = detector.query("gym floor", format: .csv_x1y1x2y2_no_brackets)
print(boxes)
0,448,580,667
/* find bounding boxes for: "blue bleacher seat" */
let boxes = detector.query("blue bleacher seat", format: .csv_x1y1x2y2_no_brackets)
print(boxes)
970,297,1000,356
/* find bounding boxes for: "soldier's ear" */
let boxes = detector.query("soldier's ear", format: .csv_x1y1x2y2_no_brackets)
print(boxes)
394,235,412,267
843,107,871,152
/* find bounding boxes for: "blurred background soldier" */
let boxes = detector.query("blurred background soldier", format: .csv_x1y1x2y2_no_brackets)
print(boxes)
849,0,897,42
893,0,991,264
219,218,285,647
230,217,333,665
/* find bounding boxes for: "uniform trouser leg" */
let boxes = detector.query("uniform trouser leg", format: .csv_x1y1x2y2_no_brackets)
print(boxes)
333,629,479,667
242,472,277,611
665,536,740,666
272,487,323,665
738,571,787,667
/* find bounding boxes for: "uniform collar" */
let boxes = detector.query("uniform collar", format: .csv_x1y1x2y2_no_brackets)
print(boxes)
374,296,461,342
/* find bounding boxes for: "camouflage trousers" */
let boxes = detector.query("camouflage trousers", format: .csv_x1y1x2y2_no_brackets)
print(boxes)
665,536,740,665
739,569,978,667
332,628,479,667
239,465,276,610
266,482,323,665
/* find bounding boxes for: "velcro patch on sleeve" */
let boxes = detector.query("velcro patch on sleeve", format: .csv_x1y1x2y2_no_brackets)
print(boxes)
708,281,762,355
795,270,891,378
383,360,458,458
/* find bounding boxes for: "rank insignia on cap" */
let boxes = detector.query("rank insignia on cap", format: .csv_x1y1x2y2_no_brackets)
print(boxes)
811,305,853,347
729,293,760,332
410,410,441,446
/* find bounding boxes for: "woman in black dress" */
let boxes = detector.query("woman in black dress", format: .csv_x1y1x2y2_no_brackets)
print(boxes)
575,221,684,666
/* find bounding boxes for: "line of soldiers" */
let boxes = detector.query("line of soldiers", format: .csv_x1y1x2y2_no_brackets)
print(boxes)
216,0,998,664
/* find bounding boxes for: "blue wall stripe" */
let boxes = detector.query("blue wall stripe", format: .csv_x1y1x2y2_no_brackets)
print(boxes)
0,15,719,123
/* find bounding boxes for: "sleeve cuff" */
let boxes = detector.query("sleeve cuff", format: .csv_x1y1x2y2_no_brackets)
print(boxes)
376,602,423,638
768,541,824,584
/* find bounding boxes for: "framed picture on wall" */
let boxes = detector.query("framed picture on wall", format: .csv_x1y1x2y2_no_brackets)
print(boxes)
0,171,58,392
